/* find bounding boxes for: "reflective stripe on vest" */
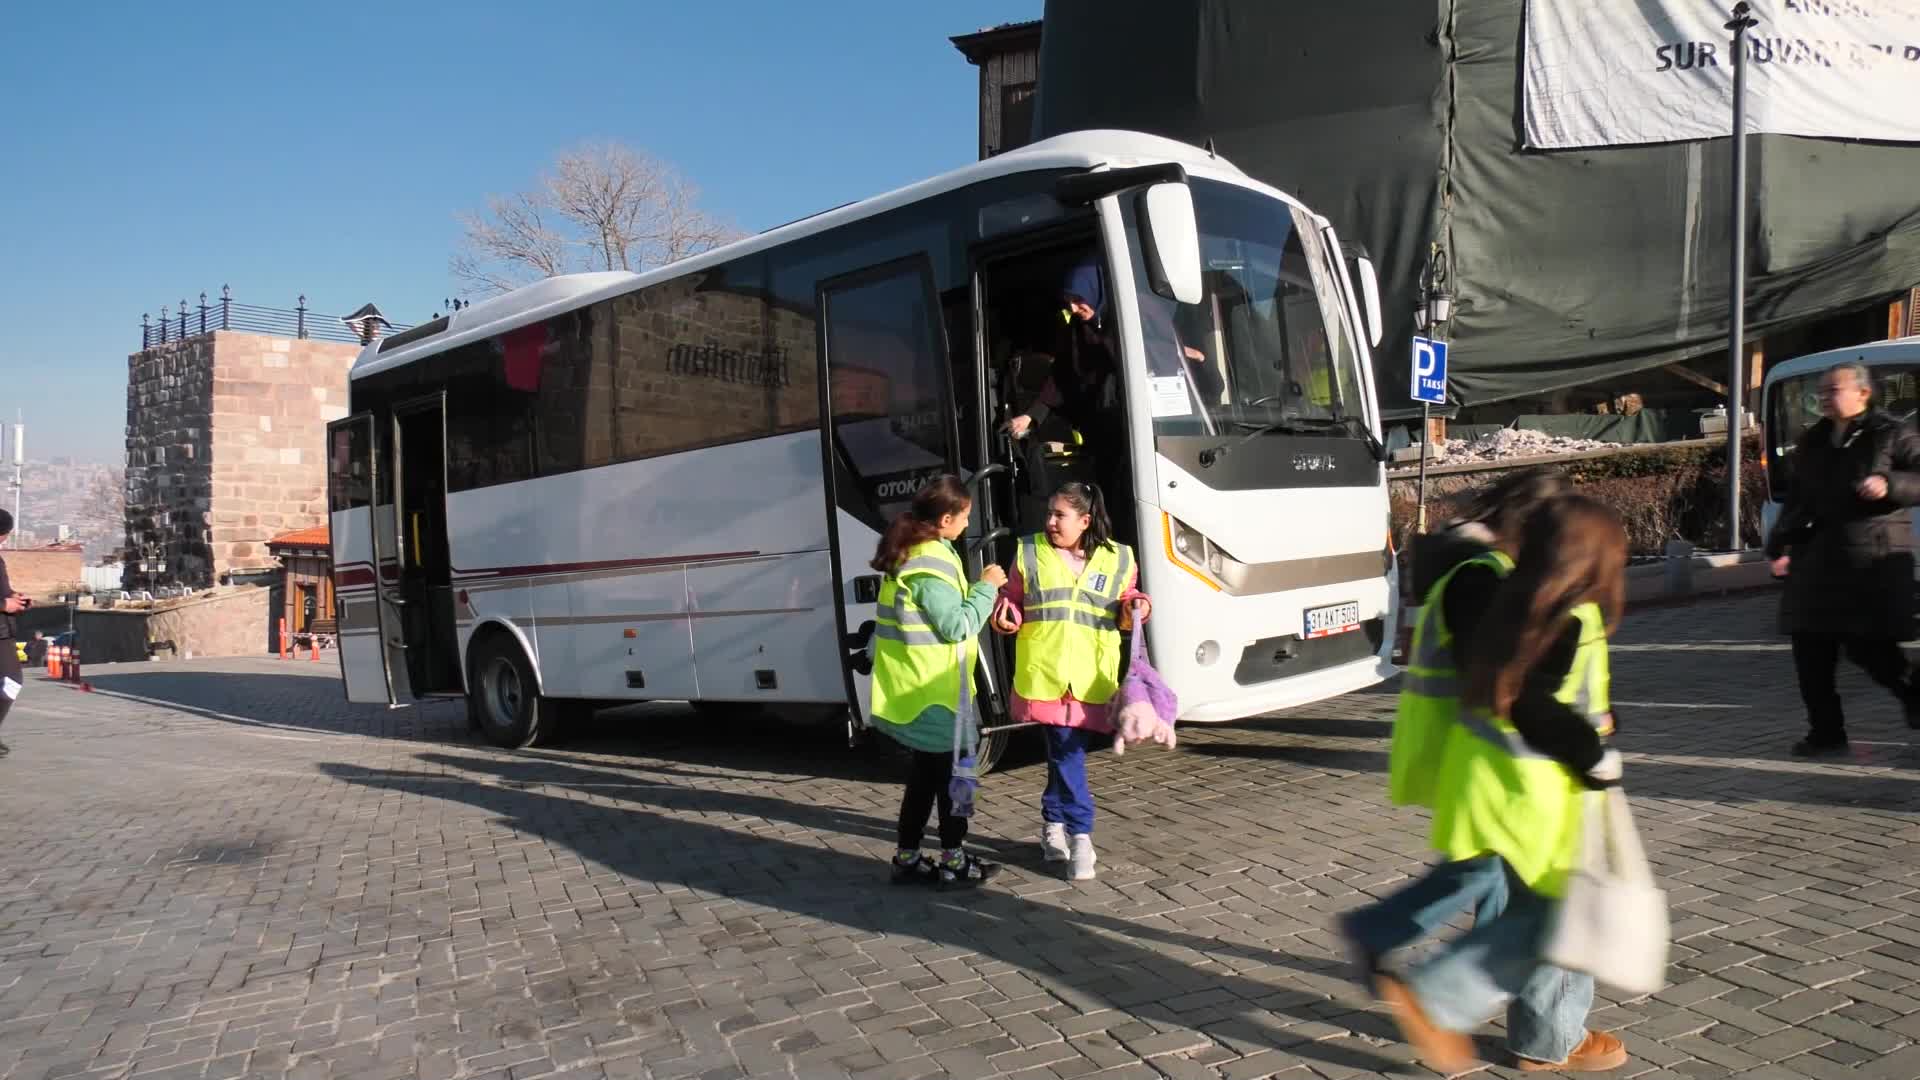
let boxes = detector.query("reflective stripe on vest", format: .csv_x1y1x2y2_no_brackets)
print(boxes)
1012,536,1132,706
1388,550,1514,808
869,540,977,726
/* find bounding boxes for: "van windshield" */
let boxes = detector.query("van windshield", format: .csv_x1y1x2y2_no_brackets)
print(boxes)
1767,363,1920,498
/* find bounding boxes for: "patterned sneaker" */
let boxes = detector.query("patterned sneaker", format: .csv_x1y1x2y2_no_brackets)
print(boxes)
1068,834,1096,881
1041,823,1070,863
890,852,937,886
937,851,1000,890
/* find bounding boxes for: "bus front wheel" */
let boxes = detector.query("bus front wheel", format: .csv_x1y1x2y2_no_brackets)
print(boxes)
469,633,548,749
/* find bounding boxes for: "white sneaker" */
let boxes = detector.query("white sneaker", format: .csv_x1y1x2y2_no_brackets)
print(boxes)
1041,822,1070,863
1069,833,1097,881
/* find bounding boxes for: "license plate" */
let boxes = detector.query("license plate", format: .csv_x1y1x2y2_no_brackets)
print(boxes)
1304,601,1362,639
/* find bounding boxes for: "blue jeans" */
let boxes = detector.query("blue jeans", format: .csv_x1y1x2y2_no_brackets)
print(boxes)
1343,855,1510,959
1406,857,1594,1065
1041,726,1097,834
1346,856,1592,1064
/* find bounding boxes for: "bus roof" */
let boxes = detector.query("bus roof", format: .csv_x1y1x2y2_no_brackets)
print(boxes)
1763,335,1920,386
352,129,1274,380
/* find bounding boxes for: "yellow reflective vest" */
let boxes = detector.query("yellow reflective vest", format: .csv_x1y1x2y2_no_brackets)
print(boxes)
1012,536,1134,705
870,540,978,727
1426,602,1613,898
1390,549,1515,809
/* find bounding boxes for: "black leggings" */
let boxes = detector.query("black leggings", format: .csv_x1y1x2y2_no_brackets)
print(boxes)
898,749,967,851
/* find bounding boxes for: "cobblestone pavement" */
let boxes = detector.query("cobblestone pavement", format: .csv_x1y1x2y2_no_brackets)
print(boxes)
3,592,1919,1080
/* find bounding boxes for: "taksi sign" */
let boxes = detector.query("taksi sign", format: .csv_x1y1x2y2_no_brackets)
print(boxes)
1524,0,1920,149
1410,336,1448,405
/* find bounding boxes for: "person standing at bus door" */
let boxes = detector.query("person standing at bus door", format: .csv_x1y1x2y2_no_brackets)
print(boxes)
989,483,1149,882
1765,360,1920,757
869,475,1008,889
1003,257,1214,545
0,509,27,759
1375,496,1632,1075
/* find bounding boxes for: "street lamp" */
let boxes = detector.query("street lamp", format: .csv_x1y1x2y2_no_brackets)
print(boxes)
1410,246,1454,533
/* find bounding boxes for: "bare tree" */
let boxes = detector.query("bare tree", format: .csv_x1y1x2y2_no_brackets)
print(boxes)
84,465,128,559
452,142,739,295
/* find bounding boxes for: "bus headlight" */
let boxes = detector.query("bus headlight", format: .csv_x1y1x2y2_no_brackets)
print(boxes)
1195,640,1221,666
1163,514,1224,592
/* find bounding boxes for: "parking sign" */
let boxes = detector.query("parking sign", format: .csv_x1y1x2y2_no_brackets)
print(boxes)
1410,336,1448,405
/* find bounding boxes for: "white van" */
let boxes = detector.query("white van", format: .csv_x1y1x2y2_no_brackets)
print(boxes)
1759,337,1920,554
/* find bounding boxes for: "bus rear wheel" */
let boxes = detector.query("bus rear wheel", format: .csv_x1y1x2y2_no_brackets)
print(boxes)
469,633,549,749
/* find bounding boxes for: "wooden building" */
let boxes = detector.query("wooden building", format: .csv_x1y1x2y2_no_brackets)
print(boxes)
951,21,1042,160
266,525,334,645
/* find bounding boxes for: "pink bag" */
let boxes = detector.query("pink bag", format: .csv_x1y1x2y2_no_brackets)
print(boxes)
1112,602,1177,755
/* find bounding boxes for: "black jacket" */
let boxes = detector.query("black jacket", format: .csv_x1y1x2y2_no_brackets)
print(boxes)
1766,409,1920,639
0,554,13,640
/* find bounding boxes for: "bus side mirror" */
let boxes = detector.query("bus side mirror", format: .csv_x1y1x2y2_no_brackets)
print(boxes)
1353,255,1385,348
1137,183,1204,305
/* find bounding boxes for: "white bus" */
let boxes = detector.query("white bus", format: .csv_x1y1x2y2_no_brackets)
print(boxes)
1761,336,1920,555
327,130,1399,766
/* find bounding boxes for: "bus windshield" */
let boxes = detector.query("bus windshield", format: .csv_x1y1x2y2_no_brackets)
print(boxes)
1124,179,1366,446
1767,363,1920,497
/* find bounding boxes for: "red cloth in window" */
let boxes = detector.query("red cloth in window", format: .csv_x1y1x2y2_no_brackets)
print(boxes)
502,323,546,392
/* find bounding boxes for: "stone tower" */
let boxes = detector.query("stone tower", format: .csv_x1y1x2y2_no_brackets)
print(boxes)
124,331,362,588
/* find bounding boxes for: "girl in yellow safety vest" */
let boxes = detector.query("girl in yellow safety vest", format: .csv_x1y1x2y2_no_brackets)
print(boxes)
868,475,1009,889
1376,495,1632,1076
990,482,1149,881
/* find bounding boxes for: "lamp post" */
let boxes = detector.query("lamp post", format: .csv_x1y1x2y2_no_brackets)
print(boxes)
1726,1,1758,551
1415,247,1452,534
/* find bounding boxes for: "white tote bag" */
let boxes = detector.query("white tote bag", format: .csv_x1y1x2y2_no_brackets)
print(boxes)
1543,788,1670,995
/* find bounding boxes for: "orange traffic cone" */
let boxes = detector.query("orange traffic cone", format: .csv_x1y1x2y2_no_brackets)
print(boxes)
47,645,62,680
279,617,289,660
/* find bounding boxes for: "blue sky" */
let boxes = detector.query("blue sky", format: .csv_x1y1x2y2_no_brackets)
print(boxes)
0,2,1037,462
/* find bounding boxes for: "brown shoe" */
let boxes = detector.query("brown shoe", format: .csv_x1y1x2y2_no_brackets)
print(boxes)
1516,1029,1629,1072
1375,975,1476,1075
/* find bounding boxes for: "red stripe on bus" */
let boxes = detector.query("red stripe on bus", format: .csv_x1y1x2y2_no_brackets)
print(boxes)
449,551,762,580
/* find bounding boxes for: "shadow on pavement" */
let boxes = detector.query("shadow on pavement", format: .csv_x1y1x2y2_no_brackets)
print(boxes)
1178,733,1919,808
319,751,1408,1074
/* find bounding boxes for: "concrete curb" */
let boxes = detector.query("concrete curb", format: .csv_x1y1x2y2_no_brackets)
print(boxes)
1625,549,1777,609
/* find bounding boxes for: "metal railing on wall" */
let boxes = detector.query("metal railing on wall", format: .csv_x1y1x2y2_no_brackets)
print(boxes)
139,287,411,349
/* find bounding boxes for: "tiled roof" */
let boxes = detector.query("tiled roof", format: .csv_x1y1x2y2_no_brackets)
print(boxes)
266,526,330,549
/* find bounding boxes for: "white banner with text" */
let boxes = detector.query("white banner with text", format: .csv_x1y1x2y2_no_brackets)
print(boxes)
1523,0,1920,149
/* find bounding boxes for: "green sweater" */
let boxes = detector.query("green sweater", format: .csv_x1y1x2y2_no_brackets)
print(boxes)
875,548,999,754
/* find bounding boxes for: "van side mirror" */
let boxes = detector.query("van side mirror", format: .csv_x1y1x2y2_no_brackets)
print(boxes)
1136,183,1204,305
1353,254,1385,348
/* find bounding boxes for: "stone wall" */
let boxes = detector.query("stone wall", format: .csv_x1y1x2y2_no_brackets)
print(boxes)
76,584,273,662
207,333,356,578
125,332,357,588
125,337,216,585
3,546,86,601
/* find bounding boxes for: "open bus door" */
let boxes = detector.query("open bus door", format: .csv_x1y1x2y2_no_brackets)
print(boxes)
817,256,961,738
326,414,407,704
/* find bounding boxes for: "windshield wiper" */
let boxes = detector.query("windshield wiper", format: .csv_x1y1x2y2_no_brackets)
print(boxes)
1196,414,1388,468
1330,415,1390,463
1197,417,1311,467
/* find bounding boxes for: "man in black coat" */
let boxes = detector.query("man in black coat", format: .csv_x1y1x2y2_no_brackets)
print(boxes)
1765,361,1920,757
0,509,25,759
